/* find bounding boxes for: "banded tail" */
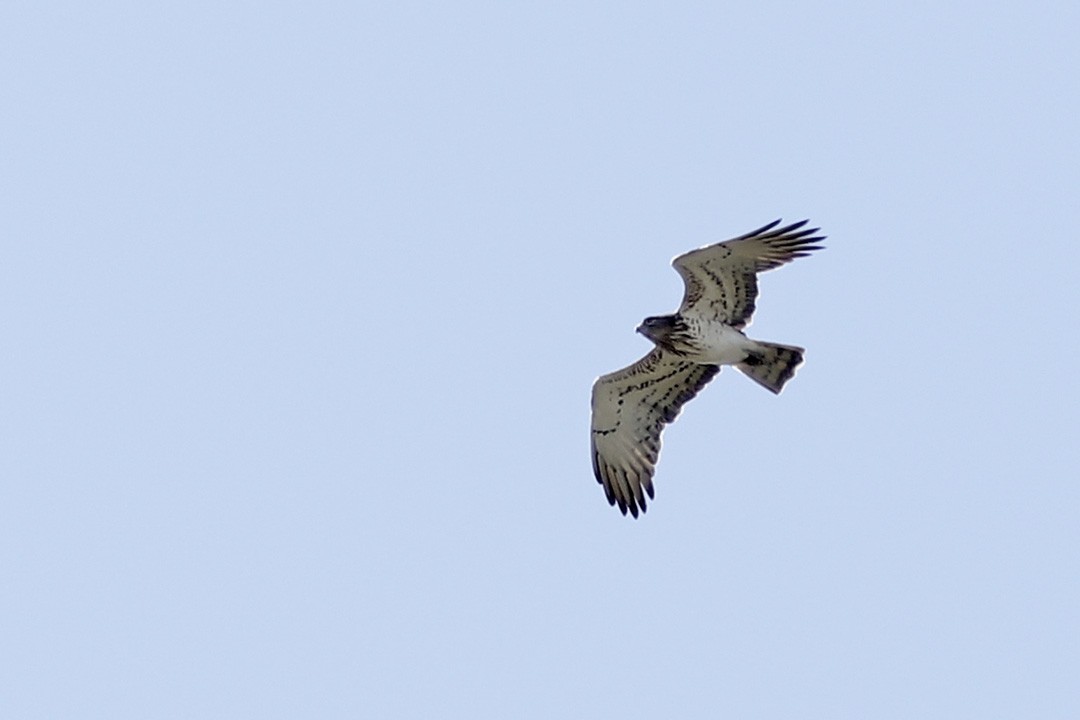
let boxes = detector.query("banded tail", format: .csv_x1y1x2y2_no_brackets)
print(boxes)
738,342,804,394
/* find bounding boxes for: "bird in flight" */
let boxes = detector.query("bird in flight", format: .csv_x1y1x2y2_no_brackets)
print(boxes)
590,219,824,517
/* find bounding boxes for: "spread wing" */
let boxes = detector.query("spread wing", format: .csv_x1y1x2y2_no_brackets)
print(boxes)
590,348,720,517
672,219,825,328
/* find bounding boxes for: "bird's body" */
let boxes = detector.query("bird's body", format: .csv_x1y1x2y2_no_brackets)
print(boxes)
590,219,824,517
653,316,759,365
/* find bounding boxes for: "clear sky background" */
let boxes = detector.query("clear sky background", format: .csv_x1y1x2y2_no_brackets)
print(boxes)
3,2,1079,718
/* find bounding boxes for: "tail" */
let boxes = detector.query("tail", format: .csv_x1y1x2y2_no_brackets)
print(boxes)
737,342,804,394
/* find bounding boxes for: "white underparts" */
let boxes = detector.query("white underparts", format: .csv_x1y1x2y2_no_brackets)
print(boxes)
683,320,760,366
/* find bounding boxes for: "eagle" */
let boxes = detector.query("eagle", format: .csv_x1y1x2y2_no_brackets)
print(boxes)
590,219,824,517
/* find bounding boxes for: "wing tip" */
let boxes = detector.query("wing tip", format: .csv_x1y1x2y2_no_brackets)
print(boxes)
595,461,650,518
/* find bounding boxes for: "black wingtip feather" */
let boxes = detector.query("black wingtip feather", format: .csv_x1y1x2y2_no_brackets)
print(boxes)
741,219,783,239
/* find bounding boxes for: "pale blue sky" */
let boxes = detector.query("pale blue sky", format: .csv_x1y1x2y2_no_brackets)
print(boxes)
3,2,1079,718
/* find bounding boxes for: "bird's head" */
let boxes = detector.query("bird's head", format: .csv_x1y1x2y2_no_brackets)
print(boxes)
636,314,679,344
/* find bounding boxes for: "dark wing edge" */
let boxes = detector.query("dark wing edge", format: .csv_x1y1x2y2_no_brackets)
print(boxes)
740,219,826,273
590,350,721,518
